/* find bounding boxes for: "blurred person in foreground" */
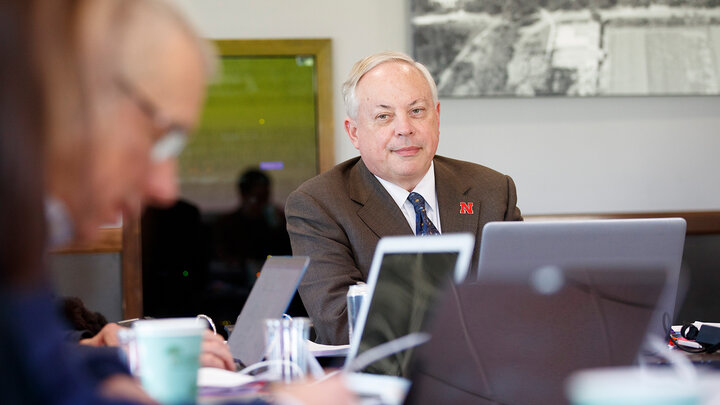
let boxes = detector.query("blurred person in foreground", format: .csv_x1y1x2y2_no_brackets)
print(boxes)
44,0,234,372
286,51,523,345
0,0,354,404
0,1,154,403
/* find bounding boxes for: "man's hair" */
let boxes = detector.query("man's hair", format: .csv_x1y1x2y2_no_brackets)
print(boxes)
341,51,438,119
42,0,217,241
112,0,218,83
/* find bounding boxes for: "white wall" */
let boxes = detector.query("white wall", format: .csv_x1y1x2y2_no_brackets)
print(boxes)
51,253,123,322
171,0,720,215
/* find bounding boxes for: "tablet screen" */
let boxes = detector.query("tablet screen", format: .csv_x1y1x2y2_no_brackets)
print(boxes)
357,252,459,377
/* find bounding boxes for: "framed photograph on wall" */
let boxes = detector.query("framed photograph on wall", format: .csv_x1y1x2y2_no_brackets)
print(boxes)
411,0,720,97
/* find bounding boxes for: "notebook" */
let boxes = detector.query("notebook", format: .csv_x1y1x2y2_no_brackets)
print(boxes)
226,256,309,368
405,266,668,405
343,233,475,377
476,218,687,339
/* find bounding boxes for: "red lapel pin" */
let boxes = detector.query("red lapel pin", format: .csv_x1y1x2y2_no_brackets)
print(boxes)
459,202,474,214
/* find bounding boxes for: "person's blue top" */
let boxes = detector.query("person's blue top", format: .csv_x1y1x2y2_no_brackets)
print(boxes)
0,286,136,405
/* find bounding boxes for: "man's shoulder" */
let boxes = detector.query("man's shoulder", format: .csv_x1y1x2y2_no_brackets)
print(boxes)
434,155,508,181
292,156,363,196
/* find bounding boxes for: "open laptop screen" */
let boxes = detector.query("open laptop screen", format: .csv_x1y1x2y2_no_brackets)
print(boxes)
345,233,474,377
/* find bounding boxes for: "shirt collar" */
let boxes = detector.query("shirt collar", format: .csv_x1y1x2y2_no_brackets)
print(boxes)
375,161,436,210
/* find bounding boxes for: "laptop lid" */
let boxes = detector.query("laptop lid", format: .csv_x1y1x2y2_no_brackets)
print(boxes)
477,218,686,339
405,266,667,405
227,256,309,367
344,233,474,377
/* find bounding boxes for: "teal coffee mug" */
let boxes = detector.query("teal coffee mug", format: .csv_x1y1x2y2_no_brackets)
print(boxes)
131,318,205,404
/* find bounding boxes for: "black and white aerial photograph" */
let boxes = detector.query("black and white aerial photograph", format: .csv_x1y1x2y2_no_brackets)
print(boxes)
412,0,720,96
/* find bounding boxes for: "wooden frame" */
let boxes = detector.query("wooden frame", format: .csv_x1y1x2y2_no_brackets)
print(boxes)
52,228,123,254
51,219,143,319
52,39,335,319
214,39,334,173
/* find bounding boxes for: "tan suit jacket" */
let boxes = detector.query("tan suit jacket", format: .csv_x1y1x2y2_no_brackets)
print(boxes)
285,155,522,344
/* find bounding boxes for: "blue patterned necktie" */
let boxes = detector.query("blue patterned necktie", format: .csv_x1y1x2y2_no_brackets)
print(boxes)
408,192,440,236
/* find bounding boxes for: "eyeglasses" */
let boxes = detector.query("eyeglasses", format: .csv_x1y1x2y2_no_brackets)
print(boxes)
114,77,189,162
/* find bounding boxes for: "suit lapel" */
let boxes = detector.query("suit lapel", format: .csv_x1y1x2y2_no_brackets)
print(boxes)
348,159,414,237
435,158,481,234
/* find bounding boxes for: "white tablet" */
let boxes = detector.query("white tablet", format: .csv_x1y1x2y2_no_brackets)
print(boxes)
344,233,474,376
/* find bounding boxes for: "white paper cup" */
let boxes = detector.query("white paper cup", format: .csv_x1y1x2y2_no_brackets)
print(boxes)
130,318,206,404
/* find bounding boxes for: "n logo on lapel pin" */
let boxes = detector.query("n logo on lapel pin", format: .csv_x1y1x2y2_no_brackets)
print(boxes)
459,202,474,214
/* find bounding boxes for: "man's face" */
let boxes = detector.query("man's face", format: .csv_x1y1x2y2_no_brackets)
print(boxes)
73,34,206,241
345,61,440,191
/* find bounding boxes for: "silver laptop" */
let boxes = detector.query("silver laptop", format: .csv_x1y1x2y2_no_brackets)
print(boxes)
344,233,475,377
477,218,687,339
227,256,309,367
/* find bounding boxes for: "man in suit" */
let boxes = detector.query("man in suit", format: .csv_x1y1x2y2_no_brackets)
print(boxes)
286,51,522,345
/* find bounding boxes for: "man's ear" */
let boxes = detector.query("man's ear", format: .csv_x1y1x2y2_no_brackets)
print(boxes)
345,118,360,150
